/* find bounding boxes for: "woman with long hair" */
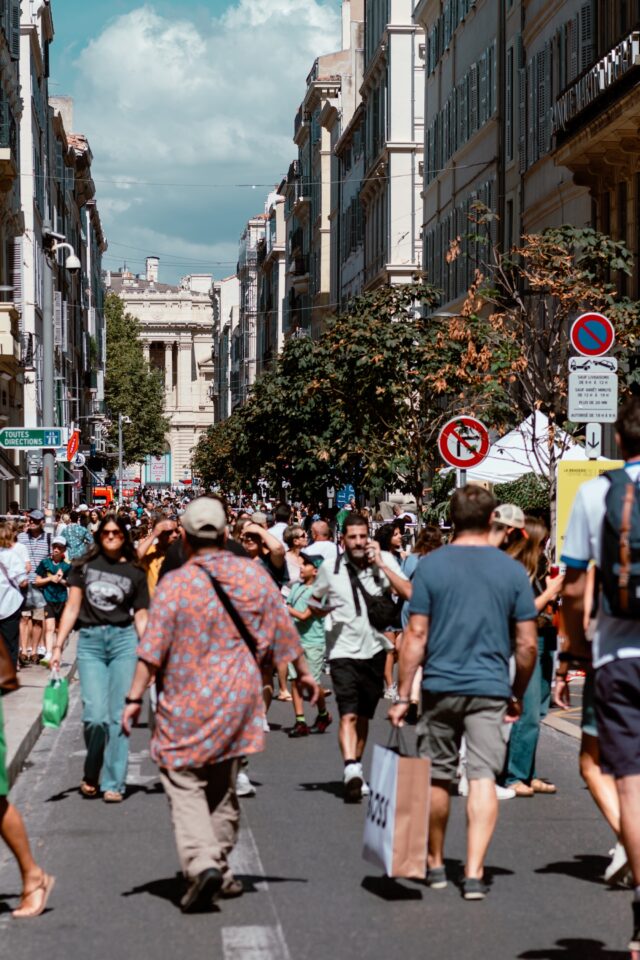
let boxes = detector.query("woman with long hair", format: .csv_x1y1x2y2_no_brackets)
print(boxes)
374,522,408,700
50,514,149,802
503,515,564,796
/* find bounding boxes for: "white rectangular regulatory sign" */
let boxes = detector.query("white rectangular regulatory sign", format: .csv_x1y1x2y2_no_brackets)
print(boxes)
568,372,618,423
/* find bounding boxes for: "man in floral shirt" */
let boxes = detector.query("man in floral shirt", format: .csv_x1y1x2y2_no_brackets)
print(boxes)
123,497,318,913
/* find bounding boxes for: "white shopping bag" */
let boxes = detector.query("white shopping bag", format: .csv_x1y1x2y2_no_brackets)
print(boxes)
362,743,431,879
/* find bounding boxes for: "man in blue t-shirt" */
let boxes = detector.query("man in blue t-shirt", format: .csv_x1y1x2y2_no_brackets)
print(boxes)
389,484,537,901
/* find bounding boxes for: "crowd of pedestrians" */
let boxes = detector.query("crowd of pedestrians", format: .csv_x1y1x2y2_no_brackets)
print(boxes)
0,402,638,956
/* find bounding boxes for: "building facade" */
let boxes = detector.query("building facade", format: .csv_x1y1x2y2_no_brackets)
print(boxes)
0,0,24,508
256,191,286,377
233,214,266,408
106,260,215,486
212,273,240,423
360,0,424,289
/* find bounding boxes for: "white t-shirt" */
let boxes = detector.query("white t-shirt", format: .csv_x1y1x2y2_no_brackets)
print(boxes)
313,550,408,660
0,546,27,618
270,522,288,545
561,462,640,667
12,540,31,573
304,540,339,563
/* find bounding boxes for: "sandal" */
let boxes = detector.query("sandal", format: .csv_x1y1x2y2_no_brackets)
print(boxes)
80,781,98,798
531,778,557,795
103,791,123,803
12,873,55,919
511,780,535,797
276,692,292,702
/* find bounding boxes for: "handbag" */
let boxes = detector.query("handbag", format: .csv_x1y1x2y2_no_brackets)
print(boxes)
42,671,69,728
339,555,401,631
201,567,259,662
0,635,18,693
362,730,431,878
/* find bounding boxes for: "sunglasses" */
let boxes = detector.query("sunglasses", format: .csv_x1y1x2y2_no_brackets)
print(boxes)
101,529,125,540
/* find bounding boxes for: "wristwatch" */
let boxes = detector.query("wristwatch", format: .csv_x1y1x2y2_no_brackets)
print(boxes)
125,696,143,705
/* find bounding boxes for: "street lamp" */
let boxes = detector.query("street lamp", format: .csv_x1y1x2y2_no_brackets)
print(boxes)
42,231,80,523
118,413,131,505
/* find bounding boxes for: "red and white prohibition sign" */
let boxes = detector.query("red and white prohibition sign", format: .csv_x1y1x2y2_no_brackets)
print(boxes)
438,416,490,469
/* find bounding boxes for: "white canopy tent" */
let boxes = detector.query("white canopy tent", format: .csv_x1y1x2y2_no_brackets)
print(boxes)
463,411,587,484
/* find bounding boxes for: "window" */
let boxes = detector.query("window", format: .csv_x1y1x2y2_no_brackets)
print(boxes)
505,46,514,162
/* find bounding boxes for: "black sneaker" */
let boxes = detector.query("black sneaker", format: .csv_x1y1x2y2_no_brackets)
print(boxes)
426,866,447,890
462,877,489,901
180,868,223,913
311,712,333,734
630,901,640,956
288,720,310,738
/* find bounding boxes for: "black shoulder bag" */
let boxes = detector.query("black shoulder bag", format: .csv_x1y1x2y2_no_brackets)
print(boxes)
336,554,400,632
201,567,259,663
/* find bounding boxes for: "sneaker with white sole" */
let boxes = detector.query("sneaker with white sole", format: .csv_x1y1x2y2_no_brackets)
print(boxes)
343,762,363,803
235,770,256,797
462,877,489,900
361,780,370,797
383,683,399,701
495,785,516,800
604,841,629,886
36,645,47,659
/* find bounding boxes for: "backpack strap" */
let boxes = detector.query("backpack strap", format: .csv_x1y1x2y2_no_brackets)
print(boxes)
201,567,259,663
618,480,636,614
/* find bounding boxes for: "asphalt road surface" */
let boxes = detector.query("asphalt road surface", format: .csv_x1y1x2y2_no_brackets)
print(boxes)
0,679,633,960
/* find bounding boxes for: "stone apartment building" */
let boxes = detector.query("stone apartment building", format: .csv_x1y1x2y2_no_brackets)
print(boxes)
360,0,424,289
416,0,640,308
233,214,266,408
106,259,215,486
256,191,286,377
212,273,240,424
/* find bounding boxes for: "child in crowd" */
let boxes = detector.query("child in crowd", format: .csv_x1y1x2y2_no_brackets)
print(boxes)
286,552,332,737
34,537,71,668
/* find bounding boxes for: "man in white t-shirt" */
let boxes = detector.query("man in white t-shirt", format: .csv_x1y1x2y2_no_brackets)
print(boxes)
312,514,410,801
269,503,293,546
561,397,640,955
304,520,339,563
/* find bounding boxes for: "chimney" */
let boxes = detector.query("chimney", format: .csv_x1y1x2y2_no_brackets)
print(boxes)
146,256,159,283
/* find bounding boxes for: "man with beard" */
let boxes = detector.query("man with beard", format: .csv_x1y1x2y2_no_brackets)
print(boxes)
311,514,410,801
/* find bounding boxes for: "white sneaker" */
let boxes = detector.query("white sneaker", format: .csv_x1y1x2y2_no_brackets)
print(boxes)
361,780,371,798
343,762,363,803
458,773,469,797
495,785,516,800
604,841,629,885
235,770,256,797
383,683,398,701
262,717,270,732
36,645,46,658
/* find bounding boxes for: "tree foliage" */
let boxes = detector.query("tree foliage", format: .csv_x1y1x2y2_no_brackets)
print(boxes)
104,292,168,464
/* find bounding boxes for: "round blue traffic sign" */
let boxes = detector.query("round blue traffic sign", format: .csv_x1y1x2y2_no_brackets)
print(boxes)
570,312,615,357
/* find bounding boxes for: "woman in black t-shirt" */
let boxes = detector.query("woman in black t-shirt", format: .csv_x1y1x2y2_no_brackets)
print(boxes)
51,515,149,802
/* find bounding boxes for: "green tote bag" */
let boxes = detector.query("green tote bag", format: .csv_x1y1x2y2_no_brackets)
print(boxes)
42,673,69,729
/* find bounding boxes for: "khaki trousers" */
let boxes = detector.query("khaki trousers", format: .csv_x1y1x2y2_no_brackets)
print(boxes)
160,758,240,882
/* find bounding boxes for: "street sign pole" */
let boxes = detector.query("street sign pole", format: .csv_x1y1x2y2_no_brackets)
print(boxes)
42,253,55,516
456,469,467,488
586,422,602,460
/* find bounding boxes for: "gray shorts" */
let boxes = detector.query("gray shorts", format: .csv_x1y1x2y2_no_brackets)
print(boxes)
417,692,508,782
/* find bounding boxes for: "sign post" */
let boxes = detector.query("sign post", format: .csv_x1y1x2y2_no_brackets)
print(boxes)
0,427,64,449
438,416,490,486
568,315,618,462
585,422,602,460
569,312,615,357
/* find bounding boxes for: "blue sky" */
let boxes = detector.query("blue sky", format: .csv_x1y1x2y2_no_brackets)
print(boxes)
49,1,341,284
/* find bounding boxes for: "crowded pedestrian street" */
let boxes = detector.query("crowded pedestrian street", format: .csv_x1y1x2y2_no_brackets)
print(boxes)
0,680,632,960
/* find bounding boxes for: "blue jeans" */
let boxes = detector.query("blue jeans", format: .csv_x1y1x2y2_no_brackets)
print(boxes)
77,624,138,793
505,635,554,786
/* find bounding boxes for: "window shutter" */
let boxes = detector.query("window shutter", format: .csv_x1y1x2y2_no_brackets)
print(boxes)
62,300,68,353
579,1,594,72
518,37,527,172
54,291,62,348
469,63,478,131
478,54,487,124
9,0,20,60
11,236,22,327
505,46,514,161
527,60,536,168
536,49,546,159
569,16,578,82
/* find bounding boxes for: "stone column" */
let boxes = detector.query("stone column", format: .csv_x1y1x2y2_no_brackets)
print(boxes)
165,342,174,407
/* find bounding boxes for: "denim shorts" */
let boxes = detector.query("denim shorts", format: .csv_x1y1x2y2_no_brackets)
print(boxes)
595,658,640,777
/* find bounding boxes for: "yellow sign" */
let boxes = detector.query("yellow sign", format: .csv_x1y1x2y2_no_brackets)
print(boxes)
556,459,624,557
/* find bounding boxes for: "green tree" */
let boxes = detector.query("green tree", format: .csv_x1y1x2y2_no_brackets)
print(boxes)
104,292,168,464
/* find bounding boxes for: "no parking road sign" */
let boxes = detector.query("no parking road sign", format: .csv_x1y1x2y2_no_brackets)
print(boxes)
570,312,615,357
438,416,490,469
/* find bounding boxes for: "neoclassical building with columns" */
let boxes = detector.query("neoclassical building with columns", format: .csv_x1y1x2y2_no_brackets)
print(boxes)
106,258,215,486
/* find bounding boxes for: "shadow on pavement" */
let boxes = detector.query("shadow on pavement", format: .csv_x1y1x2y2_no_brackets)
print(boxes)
361,876,423,901
0,892,19,914
518,938,628,959
298,780,345,799
121,872,309,904
535,854,608,885
46,781,163,803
